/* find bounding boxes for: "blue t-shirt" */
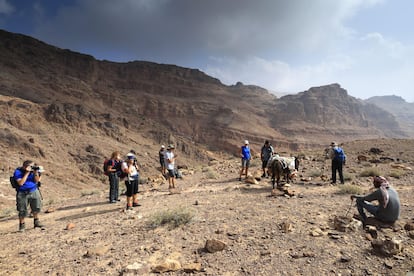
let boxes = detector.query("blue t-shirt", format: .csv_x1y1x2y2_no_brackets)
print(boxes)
13,168,38,192
241,146,251,160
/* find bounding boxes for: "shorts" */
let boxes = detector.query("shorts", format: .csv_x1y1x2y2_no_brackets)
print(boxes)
241,158,250,168
167,169,175,178
16,189,42,218
125,179,139,197
262,159,270,169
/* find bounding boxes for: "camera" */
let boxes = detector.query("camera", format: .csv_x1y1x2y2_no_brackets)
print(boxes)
31,165,45,172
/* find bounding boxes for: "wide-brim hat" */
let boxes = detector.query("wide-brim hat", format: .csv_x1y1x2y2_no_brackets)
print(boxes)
168,144,175,149
244,140,249,145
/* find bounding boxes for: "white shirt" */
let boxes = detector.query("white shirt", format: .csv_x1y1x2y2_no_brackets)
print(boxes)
121,161,139,181
164,151,175,170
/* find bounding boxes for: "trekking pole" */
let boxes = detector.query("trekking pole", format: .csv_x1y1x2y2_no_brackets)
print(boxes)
345,198,354,217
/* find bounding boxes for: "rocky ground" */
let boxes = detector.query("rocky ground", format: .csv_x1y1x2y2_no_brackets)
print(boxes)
1,139,414,275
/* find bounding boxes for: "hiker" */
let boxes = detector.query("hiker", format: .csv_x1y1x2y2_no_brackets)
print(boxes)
159,145,166,175
329,141,346,184
13,160,44,232
260,140,274,177
107,151,121,203
164,144,177,189
239,140,251,181
121,153,140,210
351,176,400,226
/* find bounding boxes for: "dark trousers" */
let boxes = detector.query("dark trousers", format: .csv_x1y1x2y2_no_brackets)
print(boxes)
109,173,119,201
331,160,344,184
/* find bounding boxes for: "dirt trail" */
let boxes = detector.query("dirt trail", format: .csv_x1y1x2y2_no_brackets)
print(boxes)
1,143,414,275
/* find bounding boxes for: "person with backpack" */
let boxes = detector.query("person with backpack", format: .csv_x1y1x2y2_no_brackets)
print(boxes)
329,141,346,184
13,160,44,232
260,140,274,177
159,145,166,175
121,152,140,210
106,151,121,203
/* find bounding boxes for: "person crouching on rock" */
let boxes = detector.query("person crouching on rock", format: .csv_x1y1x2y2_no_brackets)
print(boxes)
350,176,400,227
122,153,140,210
14,160,44,232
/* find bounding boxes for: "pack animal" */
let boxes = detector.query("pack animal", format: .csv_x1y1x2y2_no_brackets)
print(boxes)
270,156,299,189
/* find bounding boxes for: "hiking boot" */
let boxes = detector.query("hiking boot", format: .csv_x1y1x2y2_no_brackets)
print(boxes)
133,202,141,207
34,219,44,228
19,223,25,232
261,173,266,178
126,205,133,210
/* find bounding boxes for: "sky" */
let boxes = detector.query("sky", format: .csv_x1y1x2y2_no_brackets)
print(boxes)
0,0,413,102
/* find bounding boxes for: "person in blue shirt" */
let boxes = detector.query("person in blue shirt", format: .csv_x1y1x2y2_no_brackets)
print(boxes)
239,140,251,181
13,160,43,232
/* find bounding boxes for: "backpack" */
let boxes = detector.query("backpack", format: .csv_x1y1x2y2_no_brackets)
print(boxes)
10,175,19,190
103,158,111,176
334,147,346,162
116,161,128,180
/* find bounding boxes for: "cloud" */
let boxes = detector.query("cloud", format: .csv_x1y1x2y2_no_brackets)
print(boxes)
0,0,14,15
25,0,414,102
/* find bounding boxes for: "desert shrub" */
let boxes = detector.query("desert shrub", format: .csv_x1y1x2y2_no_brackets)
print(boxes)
388,170,404,179
359,168,381,177
81,190,100,197
309,169,322,177
148,207,195,229
343,172,353,181
337,184,362,195
203,167,218,179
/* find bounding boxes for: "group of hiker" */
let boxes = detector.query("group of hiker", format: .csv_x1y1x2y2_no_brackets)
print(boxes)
239,139,401,228
12,139,400,232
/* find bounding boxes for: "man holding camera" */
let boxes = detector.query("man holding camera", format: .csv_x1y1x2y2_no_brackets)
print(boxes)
13,160,44,232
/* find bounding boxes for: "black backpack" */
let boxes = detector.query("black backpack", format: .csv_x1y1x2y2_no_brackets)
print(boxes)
9,168,22,190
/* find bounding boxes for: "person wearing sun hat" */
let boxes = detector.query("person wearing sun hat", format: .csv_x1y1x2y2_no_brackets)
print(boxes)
351,176,400,226
121,152,140,210
164,144,177,189
239,140,251,181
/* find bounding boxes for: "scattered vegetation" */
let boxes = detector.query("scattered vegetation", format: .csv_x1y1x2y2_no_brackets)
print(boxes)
309,169,322,178
359,167,381,177
337,184,363,195
203,167,218,179
343,172,353,181
148,207,195,229
80,190,100,197
388,170,404,179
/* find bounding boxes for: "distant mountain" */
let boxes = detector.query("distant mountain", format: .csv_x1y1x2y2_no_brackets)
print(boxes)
365,95,414,137
0,28,412,203
0,29,409,160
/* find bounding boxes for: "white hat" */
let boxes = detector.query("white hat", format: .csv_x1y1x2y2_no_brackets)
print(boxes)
126,152,135,159
161,145,165,148
244,140,249,145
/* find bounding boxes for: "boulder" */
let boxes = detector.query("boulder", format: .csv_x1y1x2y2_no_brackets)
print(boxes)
205,239,227,253
371,238,402,256
152,259,181,273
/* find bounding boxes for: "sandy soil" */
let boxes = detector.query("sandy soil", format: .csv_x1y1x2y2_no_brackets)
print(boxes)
0,139,414,275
